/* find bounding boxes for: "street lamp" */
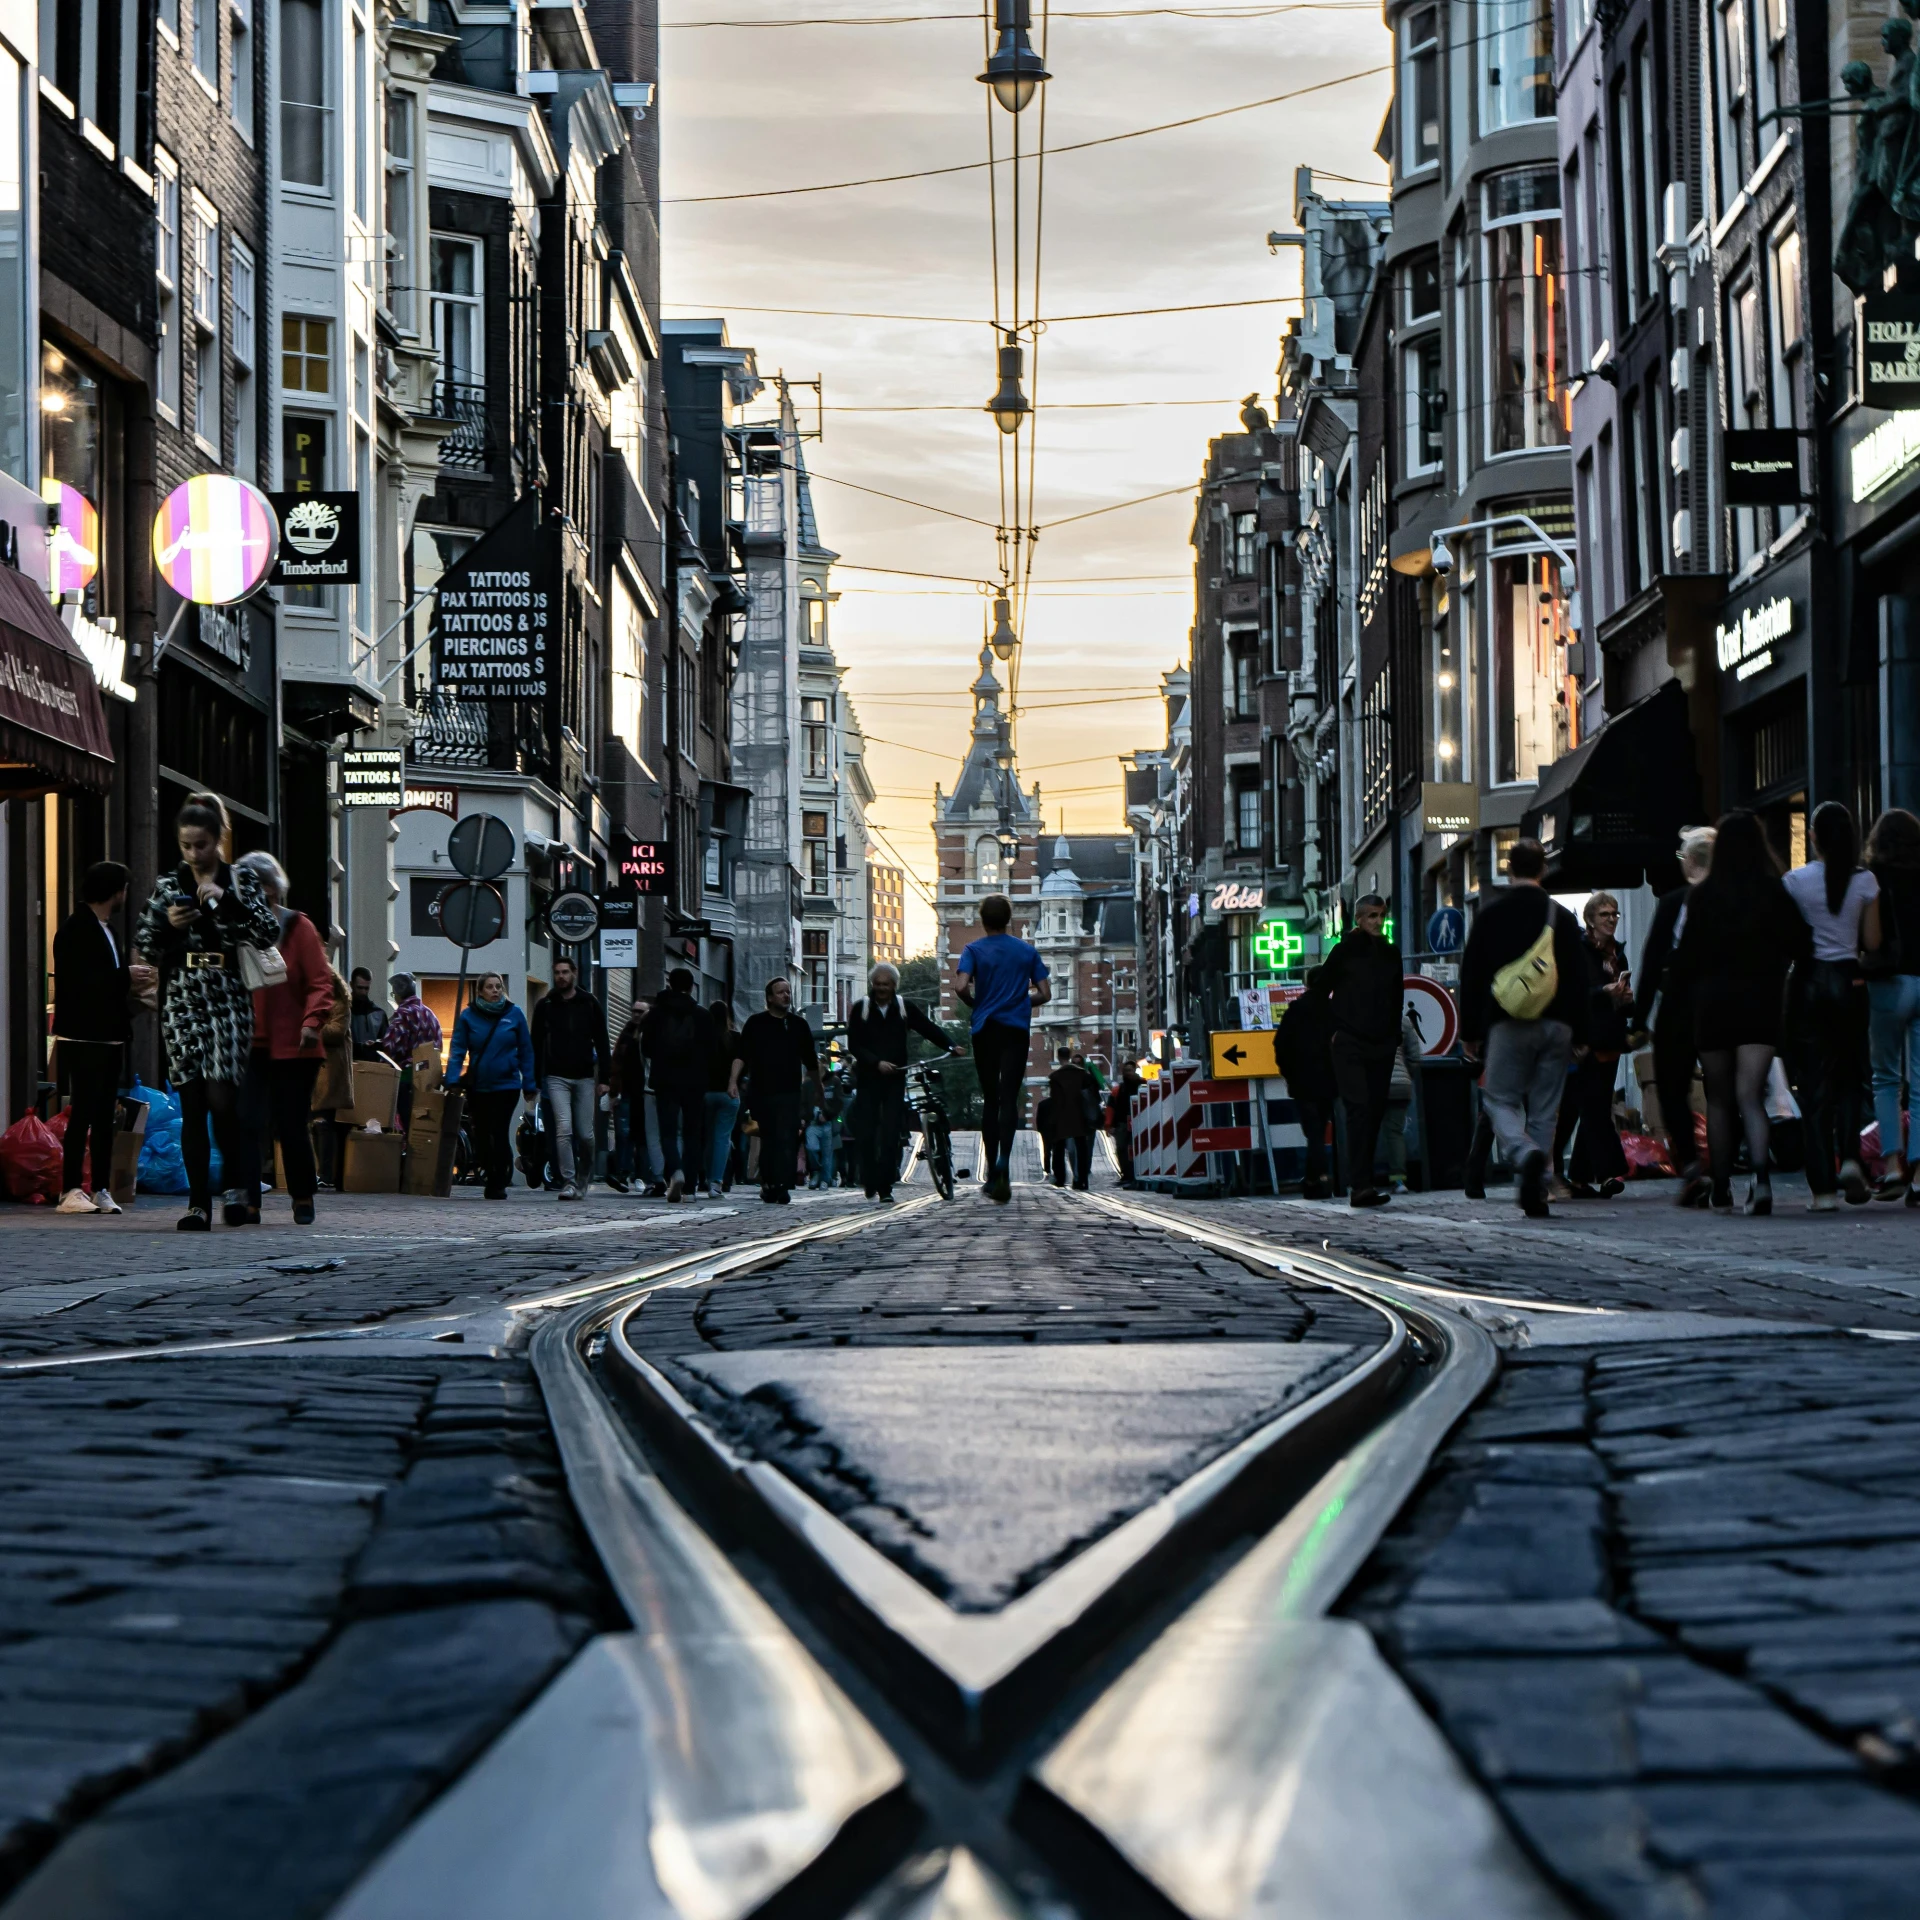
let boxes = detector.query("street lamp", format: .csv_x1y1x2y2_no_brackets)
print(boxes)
985,335,1030,434
978,0,1049,112
990,594,1018,658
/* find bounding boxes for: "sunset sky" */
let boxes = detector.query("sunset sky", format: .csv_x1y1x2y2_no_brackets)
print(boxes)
659,0,1393,951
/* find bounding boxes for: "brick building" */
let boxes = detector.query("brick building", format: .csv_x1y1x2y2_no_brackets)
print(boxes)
867,861,905,969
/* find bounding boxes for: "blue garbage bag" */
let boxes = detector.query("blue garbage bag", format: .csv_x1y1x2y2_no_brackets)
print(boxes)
134,1079,187,1193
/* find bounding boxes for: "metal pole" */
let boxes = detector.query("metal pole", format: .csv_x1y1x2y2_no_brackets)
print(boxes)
1257,1072,1280,1195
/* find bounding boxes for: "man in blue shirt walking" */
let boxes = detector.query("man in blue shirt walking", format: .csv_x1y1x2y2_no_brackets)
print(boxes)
955,893,1051,1203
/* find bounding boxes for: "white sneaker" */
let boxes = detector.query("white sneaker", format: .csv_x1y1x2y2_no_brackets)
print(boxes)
667,1171,685,1203
55,1188,97,1214
91,1189,122,1215
557,1183,578,1201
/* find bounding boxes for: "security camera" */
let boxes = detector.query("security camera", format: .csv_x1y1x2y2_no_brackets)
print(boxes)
1431,538,1454,576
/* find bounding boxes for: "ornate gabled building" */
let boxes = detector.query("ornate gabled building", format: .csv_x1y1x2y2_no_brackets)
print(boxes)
935,649,1139,1090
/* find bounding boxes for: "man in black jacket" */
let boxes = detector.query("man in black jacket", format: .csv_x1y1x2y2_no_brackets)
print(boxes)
1046,1044,1098,1188
1274,966,1337,1198
641,967,710,1201
52,862,153,1215
531,956,609,1200
730,975,822,1203
1320,895,1405,1207
847,962,956,1199
1459,837,1591,1218
1633,826,1714,1177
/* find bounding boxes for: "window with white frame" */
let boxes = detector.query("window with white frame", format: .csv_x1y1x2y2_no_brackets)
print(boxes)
804,811,830,896
1406,334,1444,474
430,235,481,391
351,18,367,221
1234,775,1261,853
1609,72,1640,317
1713,0,1747,216
231,238,256,478
191,196,220,448
1229,637,1256,718
191,0,218,88
280,0,328,188
1484,168,1569,456
1636,41,1660,303
1231,511,1256,578
230,0,253,135
383,90,414,329
1480,0,1552,131
1400,5,1439,171
802,695,830,777
155,151,180,419
1768,219,1803,434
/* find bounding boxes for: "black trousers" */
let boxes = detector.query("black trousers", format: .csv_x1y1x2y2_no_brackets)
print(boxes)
972,1019,1028,1174
653,1081,707,1183
242,1054,322,1203
1653,1007,1698,1171
1294,1096,1332,1188
1555,1054,1627,1183
1330,1033,1394,1194
62,1042,121,1194
179,1075,247,1213
853,1073,908,1193
753,1090,802,1195
1047,1135,1091,1187
468,1088,521,1197
1793,961,1868,1195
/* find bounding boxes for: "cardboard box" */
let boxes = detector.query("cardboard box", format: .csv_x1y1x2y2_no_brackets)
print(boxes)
410,1044,443,1095
342,1128,406,1193
404,1128,459,1197
338,1061,400,1131
409,1086,449,1136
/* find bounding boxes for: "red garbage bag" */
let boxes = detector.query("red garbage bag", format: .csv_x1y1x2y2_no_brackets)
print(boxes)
0,1112,66,1204
1619,1131,1674,1179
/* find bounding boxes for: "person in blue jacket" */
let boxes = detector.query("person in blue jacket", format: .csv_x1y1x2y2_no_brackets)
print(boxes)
446,970,536,1199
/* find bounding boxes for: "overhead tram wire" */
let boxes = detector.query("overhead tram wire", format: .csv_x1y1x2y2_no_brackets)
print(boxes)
665,2,1377,23
665,61,1391,202
657,296,1302,323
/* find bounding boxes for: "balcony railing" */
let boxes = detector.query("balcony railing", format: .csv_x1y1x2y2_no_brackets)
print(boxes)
434,377,488,471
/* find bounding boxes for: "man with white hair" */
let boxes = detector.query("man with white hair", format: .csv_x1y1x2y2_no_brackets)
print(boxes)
847,961,958,1200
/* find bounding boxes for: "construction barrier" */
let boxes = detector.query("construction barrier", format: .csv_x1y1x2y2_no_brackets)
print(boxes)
1127,1060,1211,1190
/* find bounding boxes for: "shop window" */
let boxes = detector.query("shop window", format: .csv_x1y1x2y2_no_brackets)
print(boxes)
281,313,331,393
803,695,830,778
191,196,220,451
155,151,180,421
1400,5,1439,170
231,240,257,479
280,0,328,188
804,811,830,895
1480,0,1552,130
1492,552,1573,785
1484,170,1569,456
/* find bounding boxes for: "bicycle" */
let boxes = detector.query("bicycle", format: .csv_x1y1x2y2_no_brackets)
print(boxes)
906,1061,956,1201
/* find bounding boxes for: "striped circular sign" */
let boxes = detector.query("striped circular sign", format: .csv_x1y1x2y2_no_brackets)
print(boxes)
151,475,279,605
41,479,100,595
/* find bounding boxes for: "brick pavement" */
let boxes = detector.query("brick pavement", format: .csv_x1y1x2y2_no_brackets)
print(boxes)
1342,1330,1920,1917
0,1185,867,1361
1153,1177,1920,1331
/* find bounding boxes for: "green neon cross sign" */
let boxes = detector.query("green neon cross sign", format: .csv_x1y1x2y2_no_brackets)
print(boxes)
1251,918,1305,972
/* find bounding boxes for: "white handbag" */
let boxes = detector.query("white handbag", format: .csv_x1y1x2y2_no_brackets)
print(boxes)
238,942,289,990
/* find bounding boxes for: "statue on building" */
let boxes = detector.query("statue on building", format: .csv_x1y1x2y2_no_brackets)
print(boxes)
1825,18,1920,292
1240,394,1272,432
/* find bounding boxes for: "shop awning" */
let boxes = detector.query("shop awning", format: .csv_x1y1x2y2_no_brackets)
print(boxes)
1521,677,1702,893
0,564,114,797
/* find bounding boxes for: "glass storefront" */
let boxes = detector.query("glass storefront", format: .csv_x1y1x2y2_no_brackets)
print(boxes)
1492,551,1575,786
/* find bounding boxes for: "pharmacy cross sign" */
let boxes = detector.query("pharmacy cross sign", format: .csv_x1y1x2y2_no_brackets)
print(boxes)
1250,917,1305,972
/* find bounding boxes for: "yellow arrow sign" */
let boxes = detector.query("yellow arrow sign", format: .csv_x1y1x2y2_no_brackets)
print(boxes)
1209,1028,1281,1080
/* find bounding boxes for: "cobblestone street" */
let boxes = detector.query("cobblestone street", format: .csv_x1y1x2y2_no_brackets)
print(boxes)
4,1170,1920,1916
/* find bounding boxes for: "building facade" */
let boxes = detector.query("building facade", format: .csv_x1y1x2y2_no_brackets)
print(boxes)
867,860,905,970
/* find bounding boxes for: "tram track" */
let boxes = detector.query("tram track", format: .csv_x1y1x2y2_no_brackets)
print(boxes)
329,1182,1569,1919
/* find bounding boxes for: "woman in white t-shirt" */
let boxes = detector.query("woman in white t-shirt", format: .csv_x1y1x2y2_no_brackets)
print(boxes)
1783,802,1877,1209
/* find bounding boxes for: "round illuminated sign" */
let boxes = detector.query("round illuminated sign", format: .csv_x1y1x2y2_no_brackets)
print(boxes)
549,891,601,943
152,474,279,605
42,480,99,595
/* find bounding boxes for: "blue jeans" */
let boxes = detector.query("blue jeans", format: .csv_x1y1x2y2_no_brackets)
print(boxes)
1869,975,1920,1162
705,1091,740,1188
805,1121,836,1187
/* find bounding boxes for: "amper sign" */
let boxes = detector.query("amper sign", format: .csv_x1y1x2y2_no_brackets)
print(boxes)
1715,595,1792,682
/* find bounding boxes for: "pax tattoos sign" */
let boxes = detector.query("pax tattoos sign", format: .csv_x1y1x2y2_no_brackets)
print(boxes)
429,496,551,700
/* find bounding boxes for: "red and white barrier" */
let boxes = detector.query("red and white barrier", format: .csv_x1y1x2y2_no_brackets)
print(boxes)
1128,1061,1211,1189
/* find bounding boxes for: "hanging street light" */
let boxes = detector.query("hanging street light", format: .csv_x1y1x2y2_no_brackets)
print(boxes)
978,0,1049,112
990,593,1018,658
985,334,1030,435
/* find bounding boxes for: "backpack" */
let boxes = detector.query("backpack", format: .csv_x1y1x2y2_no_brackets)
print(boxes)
650,995,707,1081
1492,897,1559,1021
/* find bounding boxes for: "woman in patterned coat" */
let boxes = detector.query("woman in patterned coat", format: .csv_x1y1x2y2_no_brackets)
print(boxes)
137,792,280,1229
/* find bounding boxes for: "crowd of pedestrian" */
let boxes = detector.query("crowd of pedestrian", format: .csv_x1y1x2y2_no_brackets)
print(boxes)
1250,806,1920,1220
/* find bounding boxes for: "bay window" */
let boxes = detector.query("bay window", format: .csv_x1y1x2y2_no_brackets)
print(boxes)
1485,169,1569,456
1481,0,1552,130
1401,5,1439,171
1492,551,1573,785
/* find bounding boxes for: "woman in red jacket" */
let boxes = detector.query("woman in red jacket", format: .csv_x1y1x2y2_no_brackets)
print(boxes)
234,852,335,1224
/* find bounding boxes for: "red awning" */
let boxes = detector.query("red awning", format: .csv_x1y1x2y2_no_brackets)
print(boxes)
0,564,114,797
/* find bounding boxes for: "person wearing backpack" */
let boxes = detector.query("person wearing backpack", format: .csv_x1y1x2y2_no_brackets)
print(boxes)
641,967,710,1202
1458,837,1590,1218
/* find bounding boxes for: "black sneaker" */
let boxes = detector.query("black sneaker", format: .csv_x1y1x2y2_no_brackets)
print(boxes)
1518,1151,1551,1219
177,1208,210,1232
1350,1187,1391,1209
